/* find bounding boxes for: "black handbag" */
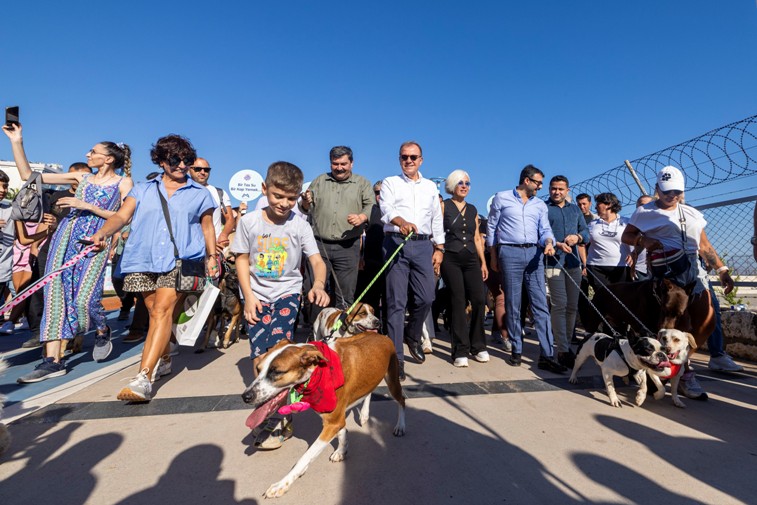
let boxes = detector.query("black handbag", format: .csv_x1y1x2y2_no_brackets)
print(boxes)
157,187,207,293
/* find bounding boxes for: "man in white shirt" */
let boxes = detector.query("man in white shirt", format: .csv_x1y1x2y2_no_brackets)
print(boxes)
190,158,235,252
380,141,445,380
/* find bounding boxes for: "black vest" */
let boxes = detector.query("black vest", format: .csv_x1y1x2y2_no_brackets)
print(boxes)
443,199,478,254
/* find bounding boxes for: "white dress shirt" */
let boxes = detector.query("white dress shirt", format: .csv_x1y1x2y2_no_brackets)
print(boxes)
379,171,445,245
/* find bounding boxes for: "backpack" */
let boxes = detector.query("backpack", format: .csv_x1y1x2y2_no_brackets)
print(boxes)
216,187,228,225
11,171,47,222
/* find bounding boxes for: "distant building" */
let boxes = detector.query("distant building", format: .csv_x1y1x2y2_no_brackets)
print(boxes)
0,160,65,199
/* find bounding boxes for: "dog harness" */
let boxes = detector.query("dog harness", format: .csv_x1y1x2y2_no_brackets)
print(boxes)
291,341,345,413
595,336,637,376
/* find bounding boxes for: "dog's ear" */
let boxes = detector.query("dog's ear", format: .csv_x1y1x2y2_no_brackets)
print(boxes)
300,348,327,367
686,332,697,350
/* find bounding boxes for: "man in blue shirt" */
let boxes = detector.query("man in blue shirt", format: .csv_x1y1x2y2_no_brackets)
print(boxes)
486,165,566,373
545,175,589,368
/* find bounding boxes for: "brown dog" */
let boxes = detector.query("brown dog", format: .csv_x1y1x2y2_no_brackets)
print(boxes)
200,257,242,350
242,333,406,498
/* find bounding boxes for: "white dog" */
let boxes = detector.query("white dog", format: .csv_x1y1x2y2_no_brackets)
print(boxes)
657,328,697,408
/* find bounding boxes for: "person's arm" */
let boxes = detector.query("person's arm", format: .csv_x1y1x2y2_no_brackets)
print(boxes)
236,253,263,324
474,215,488,281
216,190,235,252
56,195,117,219
486,194,501,272
14,215,56,245
307,253,330,307
2,124,33,180
621,223,663,251
200,209,218,278
578,244,587,274
699,229,734,295
90,197,137,249
538,205,555,256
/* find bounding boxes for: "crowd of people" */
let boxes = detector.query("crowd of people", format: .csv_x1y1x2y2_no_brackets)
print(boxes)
0,125,746,424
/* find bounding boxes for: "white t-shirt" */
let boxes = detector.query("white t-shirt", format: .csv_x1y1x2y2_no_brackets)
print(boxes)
0,202,14,283
587,216,631,267
206,184,232,237
629,202,705,255
231,209,319,303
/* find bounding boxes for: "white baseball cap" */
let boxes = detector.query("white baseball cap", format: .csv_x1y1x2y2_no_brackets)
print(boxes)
657,165,685,192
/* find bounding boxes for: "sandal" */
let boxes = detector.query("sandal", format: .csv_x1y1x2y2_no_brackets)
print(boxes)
253,414,293,450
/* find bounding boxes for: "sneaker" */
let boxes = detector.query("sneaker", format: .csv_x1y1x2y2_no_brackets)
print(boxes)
508,352,522,367
169,341,180,357
123,331,145,343
21,336,42,348
117,369,152,402
14,318,29,330
502,339,513,352
708,353,743,372
0,321,14,334
557,350,576,369
421,335,433,354
678,372,708,400
254,415,293,450
150,356,172,383
453,357,469,367
473,351,490,363
92,327,113,362
538,356,568,374
17,358,66,383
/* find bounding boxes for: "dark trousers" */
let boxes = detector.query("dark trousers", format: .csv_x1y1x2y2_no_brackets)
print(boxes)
27,247,48,338
587,265,630,296
356,259,387,332
384,235,435,360
316,237,360,310
440,249,487,358
112,254,136,314
131,293,149,333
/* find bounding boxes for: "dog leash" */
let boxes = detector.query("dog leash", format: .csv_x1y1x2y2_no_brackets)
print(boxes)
329,231,414,334
0,244,97,316
307,195,349,309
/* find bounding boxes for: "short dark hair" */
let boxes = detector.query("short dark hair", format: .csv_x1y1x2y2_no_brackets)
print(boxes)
575,193,591,202
330,146,353,162
69,162,92,172
0,170,9,184
399,141,422,156
150,135,197,167
519,164,544,185
549,175,569,187
595,192,622,213
265,161,304,194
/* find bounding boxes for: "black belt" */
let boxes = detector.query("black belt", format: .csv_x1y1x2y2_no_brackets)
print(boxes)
501,243,537,248
387,232,431,241
315,236,358,244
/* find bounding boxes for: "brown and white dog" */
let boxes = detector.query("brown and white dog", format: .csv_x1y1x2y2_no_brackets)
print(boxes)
242,333,405,498
657,328,697,408
312,303,380,343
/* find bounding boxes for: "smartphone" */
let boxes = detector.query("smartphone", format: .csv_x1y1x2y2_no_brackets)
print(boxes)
5,106,19,128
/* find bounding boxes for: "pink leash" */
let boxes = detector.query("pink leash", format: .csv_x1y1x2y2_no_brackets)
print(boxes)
0,244,97,316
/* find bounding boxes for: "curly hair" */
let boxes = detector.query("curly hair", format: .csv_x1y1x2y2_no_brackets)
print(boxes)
150,135,196,167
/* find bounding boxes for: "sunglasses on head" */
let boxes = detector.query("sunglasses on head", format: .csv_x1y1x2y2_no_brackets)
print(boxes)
191,166,211,173
400,154,420,161
661,189,682,196
167,155,196,168
457,181,471,187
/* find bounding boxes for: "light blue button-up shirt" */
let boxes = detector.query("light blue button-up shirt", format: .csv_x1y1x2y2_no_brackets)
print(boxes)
120,178,216,274
486,188,554,247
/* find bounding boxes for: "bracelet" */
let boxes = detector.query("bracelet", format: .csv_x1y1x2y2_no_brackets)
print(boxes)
716,266,729,274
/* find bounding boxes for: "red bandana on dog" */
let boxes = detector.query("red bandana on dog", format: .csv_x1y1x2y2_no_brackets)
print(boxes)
293,341,345,413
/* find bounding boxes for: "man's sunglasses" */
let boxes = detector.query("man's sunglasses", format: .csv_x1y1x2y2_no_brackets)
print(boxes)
400,154,420,161
168,155,196,167
191,166,212,173
661,189,682,196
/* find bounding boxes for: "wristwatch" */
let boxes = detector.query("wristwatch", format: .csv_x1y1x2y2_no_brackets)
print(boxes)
751,236,757,246
434,246,445,253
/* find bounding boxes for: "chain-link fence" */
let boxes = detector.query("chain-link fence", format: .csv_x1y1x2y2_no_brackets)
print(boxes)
572,114,757,280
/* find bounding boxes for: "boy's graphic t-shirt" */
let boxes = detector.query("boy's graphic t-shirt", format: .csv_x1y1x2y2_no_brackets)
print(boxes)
231,209,319,303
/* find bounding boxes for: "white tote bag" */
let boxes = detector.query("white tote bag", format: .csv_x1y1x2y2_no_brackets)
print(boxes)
173,284,220,346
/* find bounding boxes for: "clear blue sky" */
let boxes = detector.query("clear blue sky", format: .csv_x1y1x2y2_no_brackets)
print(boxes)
2,0,756,213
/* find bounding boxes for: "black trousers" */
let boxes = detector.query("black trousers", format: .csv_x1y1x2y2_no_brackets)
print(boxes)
314,237,360,313
27,247,48,338
440,249,487,359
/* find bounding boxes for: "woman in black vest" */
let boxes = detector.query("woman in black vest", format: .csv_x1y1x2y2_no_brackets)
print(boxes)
440,170,489,367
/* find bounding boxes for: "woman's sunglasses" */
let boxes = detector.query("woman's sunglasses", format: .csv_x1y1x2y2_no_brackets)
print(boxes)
168,155,197,167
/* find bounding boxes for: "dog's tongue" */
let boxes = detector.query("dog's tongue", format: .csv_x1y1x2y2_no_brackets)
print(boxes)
657,360,671,369
245,389,288,430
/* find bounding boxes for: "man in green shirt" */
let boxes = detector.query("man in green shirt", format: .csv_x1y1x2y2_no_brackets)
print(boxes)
300,146,374,309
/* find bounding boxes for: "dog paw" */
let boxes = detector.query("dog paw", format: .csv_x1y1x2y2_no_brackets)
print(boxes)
568,376,578,384
393,424,406,437
635,393,646,407
673,398,686,409
610,398,622,408
264,480,292,498
329,450,347,463
359,414,370,426
653,391,665,401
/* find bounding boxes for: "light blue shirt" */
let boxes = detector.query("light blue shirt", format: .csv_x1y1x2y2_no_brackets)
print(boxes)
486,188,554,247
120,178,216,274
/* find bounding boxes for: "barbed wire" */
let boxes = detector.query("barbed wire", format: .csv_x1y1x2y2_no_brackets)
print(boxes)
573,114,757,207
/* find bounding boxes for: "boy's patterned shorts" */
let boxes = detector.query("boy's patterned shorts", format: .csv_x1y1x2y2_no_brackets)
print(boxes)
248,293,301,358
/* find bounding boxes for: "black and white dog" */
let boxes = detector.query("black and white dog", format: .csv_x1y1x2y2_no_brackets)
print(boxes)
569,333,672,407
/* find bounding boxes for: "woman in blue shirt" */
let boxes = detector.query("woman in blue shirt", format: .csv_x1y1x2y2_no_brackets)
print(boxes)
92,135,217,402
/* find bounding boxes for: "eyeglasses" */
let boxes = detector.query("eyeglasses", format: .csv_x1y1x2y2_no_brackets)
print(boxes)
191,166,211,173
88,148,108,156
661,189,682,196
527,177,544,186
457,181,471,187
400,154,420,161
168,155,197,168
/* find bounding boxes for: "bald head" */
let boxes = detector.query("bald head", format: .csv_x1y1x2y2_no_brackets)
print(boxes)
190,157,211,185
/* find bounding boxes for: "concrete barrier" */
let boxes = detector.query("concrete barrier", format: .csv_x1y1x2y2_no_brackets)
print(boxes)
718,310,757,361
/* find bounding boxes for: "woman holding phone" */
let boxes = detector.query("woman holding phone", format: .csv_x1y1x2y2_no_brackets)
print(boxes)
2,123,133,383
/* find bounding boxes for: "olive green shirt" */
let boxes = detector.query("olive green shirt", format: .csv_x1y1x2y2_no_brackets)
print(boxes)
303,172,374,241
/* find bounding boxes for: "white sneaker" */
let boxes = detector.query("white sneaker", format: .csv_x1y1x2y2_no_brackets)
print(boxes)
421,335,433,354
150,356,172,383
14,318,29,330
0,321,14,334
473,351,490,363
169,341,180,357
117,369,152,402
708,353,743,372
453,357,469,367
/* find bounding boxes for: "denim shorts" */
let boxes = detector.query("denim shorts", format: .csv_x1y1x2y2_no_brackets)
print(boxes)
248,293,301,358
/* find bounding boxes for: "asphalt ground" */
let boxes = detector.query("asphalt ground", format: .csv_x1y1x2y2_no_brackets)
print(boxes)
0,312,755,505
